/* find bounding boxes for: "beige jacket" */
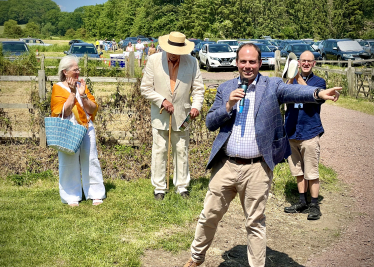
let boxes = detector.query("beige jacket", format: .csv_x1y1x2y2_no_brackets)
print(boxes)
140,51,205,131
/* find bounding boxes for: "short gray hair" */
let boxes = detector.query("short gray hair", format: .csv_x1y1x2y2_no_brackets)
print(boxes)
58,55,79,82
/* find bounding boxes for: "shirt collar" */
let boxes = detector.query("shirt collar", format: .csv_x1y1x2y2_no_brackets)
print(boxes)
238,74,259,86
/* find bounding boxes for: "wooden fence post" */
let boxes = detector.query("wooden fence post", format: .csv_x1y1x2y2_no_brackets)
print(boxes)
129,51,135,77
41,54,45,70
346,59,355,97
275,50,281,76
38,70,46,148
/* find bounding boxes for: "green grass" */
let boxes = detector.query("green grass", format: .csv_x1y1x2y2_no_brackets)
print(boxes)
0,160,340,266
0,172,209,266
326,95,374,115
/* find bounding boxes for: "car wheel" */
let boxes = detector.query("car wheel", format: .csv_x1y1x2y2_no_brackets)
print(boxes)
322,54,327,61
206,60,212,72
199,59,204,69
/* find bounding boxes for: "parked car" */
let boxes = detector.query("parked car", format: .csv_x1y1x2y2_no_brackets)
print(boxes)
19,38,52,46
278,40,305,51
69,39,85,46
321,39,370,61
253,43,276,69
199,43,236,72
359,40,374,58
1,41,30,56
64,43,103,58
311,41,321,52
191,41,215,59
280,43,322,60
318,40,326,54
217,40,239,51
124,37,138,44
250,39,278,51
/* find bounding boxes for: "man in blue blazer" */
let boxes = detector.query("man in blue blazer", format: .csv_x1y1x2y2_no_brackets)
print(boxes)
183,43,341,267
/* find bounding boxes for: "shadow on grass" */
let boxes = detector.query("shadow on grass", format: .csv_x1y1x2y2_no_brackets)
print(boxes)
219,245,304,267
104,180,117,192
284,180,325,205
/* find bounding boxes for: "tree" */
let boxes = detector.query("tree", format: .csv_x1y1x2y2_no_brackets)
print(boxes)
65,29,76,38
24,22,40,37
3,20,23,38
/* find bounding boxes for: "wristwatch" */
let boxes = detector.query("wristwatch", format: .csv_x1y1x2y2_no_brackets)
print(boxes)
80,93,88,99
315,88,324,100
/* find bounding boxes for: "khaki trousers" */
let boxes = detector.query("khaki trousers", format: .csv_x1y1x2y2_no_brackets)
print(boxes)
191,156,273,267
151,128,190,194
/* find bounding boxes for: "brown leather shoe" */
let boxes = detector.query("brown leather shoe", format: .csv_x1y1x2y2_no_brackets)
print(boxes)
183,258,202,267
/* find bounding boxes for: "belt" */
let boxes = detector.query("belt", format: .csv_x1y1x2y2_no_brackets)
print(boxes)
227,156,263,165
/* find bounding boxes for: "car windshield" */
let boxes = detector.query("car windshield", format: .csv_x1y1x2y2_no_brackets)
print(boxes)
208,45,232,53
189,39,201,45
3,43,28,52
72,46,97,54
292,45,314,52
258,40,272,45
219,41,238,46
337,41,363,52
257,45,271,52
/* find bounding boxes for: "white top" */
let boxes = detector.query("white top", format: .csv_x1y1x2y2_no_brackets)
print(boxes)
126,46,134,52
135,43,144,52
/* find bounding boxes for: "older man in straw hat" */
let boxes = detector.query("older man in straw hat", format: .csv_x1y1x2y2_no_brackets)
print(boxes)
140,31,205,200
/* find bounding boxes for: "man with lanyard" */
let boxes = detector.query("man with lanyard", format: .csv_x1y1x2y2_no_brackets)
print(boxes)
183,44,341,267
284,50,338,219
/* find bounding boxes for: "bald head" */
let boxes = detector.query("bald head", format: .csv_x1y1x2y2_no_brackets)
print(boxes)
300,51,315,61
299,50,316,76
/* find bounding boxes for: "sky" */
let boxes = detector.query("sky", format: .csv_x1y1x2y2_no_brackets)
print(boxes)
53,0,108,12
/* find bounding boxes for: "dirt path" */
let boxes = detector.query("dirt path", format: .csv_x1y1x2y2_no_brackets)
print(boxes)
305,104,374,267
141,73,374,267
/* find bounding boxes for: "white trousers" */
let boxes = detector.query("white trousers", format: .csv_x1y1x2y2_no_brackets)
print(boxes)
58,125,106,204
151,127,190,194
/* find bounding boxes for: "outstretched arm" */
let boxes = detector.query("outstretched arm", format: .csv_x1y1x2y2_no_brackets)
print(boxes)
317,87,341,102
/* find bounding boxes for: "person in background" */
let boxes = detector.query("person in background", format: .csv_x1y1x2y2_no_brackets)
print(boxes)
50,55,106,207
95,39,99,50
283,50,337,220
148,43,157,56
112,39,117,52
144,43,149,59
126,42,134,52
99,39,103,51
183,43,341,267
135,39,145,67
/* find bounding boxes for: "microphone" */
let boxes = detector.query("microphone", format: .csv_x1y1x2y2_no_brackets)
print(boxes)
239,78,249,113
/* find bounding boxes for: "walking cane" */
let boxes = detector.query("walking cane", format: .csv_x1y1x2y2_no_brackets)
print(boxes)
160,107,172,190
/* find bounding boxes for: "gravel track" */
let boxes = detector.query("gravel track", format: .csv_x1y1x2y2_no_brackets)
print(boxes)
305,104,374,267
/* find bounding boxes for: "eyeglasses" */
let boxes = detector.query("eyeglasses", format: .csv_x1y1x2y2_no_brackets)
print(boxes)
70,68,80,73
300,60,315,63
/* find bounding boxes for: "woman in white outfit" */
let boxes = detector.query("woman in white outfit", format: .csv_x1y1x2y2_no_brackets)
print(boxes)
51,55,106,207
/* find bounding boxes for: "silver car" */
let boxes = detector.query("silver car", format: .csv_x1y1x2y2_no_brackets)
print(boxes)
359,40,374,58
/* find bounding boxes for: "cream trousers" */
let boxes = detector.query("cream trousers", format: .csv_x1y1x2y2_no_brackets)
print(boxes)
190,156,273,267
151,127,190,194
58,125,106,204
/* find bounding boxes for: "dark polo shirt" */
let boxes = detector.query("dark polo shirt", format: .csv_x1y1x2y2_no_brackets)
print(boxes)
285,72,326,140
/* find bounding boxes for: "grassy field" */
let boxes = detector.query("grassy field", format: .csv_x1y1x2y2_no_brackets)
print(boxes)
0,162,338,267
326,96,374,115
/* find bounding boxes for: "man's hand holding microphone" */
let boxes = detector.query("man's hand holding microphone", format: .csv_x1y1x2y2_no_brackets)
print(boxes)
226,78,249,113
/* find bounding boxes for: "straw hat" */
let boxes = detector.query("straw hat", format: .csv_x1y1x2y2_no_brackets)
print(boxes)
282,52,299,79
158,32,194,55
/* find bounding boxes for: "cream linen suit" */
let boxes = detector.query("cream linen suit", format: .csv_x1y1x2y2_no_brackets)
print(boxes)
140,51,204,194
